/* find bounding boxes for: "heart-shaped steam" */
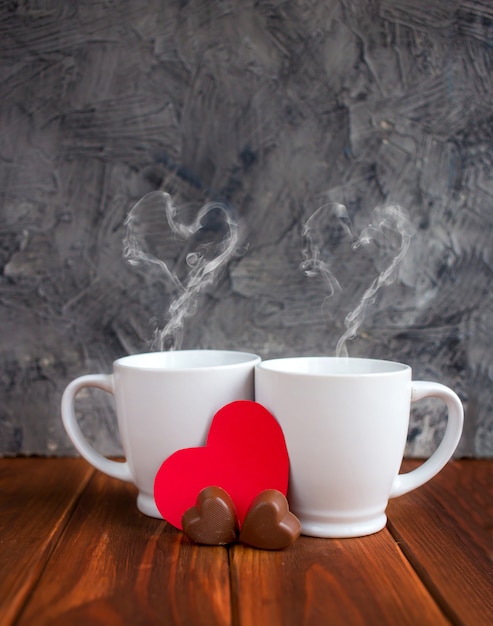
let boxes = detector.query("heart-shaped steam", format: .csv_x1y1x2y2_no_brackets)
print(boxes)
302,202,415,357
123,191,238,350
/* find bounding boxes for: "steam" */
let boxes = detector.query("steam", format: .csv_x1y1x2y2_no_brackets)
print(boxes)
123,190,239,350
302,202,415,357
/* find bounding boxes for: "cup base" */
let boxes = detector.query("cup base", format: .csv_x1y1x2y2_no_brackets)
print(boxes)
299,512,387,538
137,493,163,519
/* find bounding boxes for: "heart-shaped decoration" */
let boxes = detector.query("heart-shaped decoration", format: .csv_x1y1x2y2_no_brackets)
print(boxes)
123,190,238,350
182,486,238,545
239,489,301,550
154,400,289,529
302,202,415,356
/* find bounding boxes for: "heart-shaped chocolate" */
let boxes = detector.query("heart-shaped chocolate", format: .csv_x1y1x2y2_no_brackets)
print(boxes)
239,489,301,550
182,486,238,545
154,401,289,529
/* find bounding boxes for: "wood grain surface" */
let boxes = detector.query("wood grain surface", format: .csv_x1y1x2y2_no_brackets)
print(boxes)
387,460,493,626
0,459,93,625
1,459,492,626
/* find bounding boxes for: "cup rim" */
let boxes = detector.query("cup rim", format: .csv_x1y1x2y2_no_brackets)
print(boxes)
114,349,261,371
256,356,410,377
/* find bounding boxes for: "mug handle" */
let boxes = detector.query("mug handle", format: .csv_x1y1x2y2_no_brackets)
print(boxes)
390,381,464,498
61,374,133,482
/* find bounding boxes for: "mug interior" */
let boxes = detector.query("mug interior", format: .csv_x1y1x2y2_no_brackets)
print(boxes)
257,357,409,376
115,350,260,370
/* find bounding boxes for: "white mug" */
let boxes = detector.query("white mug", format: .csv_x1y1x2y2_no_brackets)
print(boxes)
255,357,464,538
61,350,260,517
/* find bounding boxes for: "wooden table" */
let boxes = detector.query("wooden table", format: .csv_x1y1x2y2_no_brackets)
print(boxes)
0,458,491,625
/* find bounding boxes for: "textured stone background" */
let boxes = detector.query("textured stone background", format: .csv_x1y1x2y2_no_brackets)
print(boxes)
1,0,492,457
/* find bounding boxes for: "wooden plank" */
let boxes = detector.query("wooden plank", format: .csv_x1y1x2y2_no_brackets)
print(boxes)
0,458,94,626
387,460,493,626
15,469,232,626
230,530,450,626
397,459,493,558
3,459,492,626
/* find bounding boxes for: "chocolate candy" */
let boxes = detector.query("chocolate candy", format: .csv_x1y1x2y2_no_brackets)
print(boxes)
239,489,301,550
182,486,301,550
182,486,238,545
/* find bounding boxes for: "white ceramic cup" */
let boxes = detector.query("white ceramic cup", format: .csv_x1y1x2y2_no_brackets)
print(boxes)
61,350,261,517
255,357,464,538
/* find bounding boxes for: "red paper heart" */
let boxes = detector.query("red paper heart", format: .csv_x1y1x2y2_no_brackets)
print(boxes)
154,400,289,529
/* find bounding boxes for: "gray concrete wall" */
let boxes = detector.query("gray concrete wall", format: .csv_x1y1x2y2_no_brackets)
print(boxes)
1,1,492,457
